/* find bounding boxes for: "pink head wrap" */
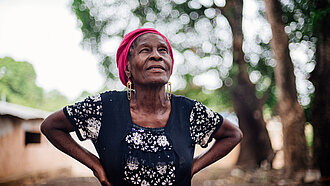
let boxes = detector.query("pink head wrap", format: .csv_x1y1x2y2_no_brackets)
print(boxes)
116,28,174,86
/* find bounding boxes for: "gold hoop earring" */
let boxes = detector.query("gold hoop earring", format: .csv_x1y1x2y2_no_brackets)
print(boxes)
166,82,171,100
127,80,132,100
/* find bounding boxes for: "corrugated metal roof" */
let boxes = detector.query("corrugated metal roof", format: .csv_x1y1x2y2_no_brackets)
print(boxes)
0,101,50,120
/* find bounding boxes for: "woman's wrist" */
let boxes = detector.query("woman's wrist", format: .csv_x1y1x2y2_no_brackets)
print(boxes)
191,157,200,176
89,156,103,172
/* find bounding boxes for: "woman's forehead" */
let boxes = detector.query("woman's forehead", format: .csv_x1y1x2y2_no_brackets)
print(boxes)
134,33,168,47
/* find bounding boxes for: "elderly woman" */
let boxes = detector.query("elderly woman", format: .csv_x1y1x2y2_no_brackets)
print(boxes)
41,28,242,186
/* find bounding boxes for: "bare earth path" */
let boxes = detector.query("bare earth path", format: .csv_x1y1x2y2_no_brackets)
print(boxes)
1,167,322,186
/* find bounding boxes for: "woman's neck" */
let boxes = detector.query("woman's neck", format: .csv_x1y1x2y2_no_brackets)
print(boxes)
130,84,170,114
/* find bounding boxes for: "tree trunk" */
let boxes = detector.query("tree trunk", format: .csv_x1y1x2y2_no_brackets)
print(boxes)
264,0,307,176
222,0,274,168
310,0,330,183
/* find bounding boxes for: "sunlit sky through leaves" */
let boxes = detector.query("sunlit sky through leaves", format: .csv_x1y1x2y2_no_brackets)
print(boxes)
0,0,313,105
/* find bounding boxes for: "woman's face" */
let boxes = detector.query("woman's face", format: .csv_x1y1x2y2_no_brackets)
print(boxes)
126,33,172,87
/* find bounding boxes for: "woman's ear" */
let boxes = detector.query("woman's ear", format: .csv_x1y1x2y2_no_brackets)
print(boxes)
125,61,131,79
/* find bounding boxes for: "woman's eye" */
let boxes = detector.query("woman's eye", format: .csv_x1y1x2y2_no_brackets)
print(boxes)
140,48,149,53
159,48,168,53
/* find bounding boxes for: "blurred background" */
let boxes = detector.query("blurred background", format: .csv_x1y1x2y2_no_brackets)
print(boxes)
0,0,329,185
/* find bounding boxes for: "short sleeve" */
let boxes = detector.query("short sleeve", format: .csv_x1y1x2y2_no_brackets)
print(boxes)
63,94,103,142
189,101,223,148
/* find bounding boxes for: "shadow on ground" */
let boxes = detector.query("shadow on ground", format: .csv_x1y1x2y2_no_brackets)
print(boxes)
0,167,323,186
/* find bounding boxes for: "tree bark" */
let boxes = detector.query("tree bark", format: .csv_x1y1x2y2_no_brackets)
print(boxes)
310,0,330,183
264,0,307,176
222,0,274,168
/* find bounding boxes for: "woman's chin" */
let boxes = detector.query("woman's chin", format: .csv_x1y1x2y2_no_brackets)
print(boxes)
143,79,169,87
150,81,168,86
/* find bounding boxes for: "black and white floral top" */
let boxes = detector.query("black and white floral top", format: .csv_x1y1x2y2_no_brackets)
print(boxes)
63,91,223,185
123,124,176,185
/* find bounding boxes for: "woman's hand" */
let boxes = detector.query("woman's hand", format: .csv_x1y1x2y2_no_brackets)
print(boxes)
191,118,243,177
40,110,112,186
93,165,112,186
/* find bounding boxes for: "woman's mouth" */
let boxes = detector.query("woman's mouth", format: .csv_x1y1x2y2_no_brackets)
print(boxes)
146,65,165,71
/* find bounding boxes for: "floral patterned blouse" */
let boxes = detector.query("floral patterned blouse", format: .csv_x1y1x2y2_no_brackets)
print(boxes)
63,92,223,185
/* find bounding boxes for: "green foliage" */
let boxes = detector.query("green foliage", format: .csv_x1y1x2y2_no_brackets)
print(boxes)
74,90,94,102
281,0,330,41
305,123,313,149
280,0,329,122
39,90,70,112
71,0,278,115
175,80,232,112
72,0,103,50
0,57,43,107
0,57,70,112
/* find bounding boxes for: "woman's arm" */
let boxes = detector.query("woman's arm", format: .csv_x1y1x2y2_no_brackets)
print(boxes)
40,110,111,186
191,118,243,176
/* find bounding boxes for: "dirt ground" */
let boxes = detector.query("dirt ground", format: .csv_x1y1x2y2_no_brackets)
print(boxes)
0,167,323,186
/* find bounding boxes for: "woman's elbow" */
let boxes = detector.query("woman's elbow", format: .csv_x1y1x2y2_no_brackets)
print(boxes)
225,125,243,146
40,117,52,136
234,127,243,144
40,110,67,136
40,112,75,152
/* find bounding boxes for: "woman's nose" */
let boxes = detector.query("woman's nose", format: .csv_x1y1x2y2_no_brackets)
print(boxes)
149,49,162,61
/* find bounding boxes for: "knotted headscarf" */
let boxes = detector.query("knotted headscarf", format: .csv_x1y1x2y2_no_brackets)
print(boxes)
116,28,174,86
